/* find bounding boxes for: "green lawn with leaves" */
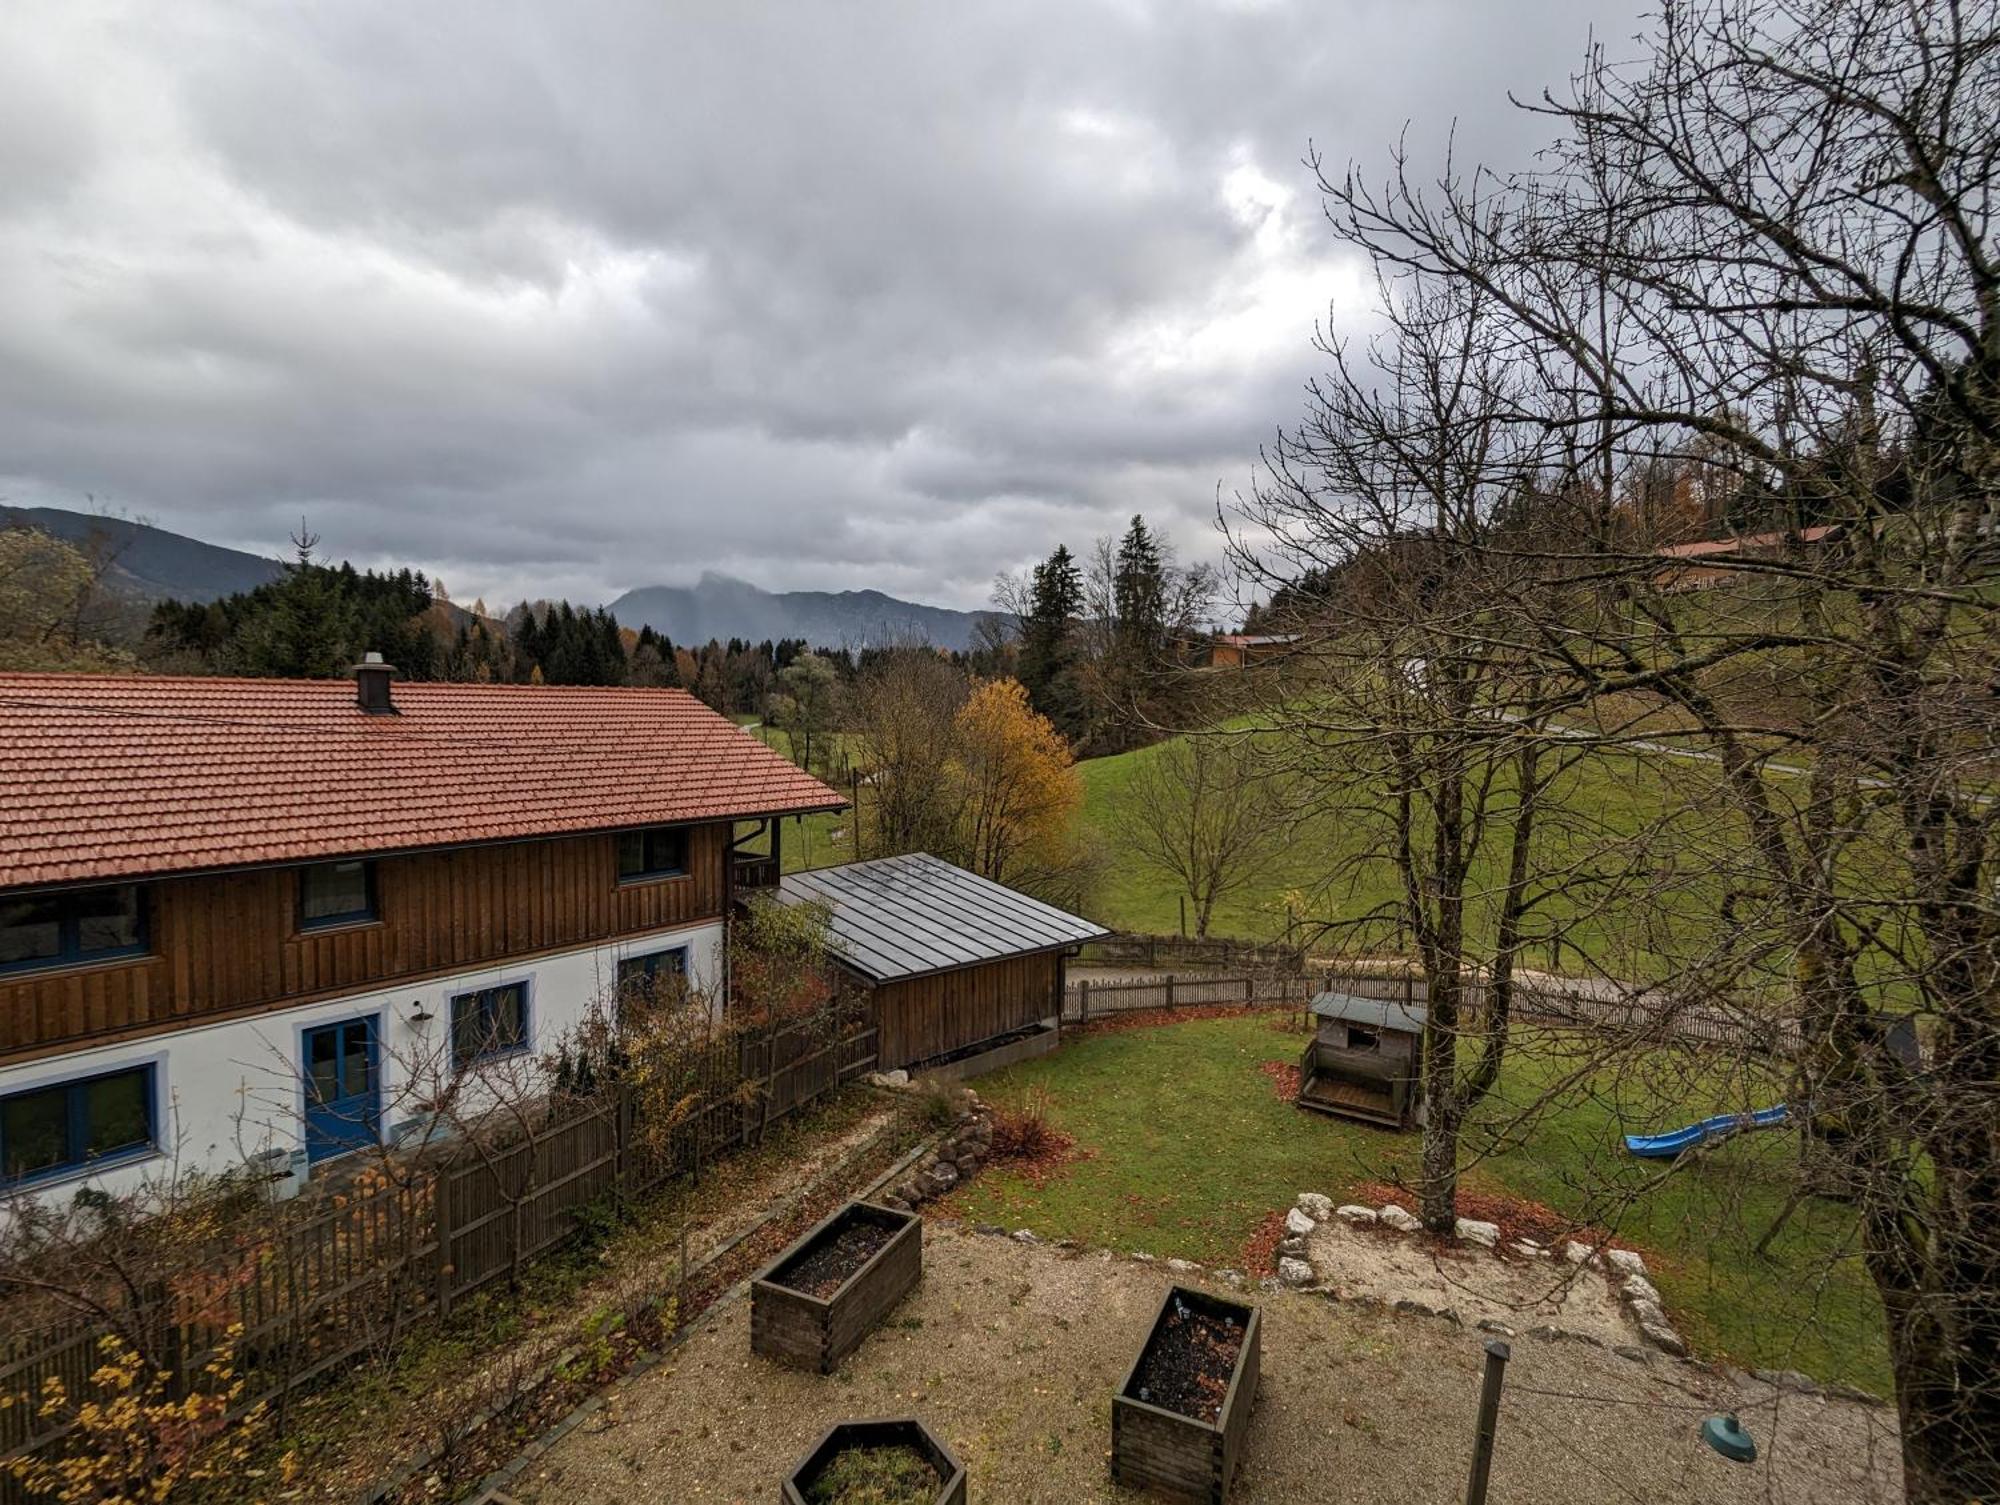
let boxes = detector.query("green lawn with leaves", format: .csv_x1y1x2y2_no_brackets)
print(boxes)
949,1012,1890,1393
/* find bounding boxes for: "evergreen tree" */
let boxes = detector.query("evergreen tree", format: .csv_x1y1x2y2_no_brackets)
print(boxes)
1016,544,1085,738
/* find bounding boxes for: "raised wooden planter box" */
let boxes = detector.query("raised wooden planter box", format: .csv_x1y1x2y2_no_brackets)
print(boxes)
1111,1285,1261,1504
752,1199,921,1373
780,1417,966,1504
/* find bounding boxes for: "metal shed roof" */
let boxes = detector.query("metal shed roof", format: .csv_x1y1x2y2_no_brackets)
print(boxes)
1309,990,1429,1036
772,853,1109,984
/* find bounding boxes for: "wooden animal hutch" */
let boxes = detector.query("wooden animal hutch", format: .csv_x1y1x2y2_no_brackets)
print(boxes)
1295,991,1426,1127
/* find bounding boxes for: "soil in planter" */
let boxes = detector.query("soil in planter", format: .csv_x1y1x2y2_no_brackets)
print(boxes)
805,1443,941,1504
775,1220,896,1299
1133,1296,1245,1424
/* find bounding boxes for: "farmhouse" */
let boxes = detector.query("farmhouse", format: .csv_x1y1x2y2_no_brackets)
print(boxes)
772,853,1106,1075
1652,523,1837,590
0,663,843,1199
1208,631,1299,668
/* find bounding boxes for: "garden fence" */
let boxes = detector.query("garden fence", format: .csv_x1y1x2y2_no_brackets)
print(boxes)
1064,965,1800,1056
0,1003,878,1486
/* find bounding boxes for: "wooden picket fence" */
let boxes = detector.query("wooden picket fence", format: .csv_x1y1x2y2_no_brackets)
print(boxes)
0,1004,878,1484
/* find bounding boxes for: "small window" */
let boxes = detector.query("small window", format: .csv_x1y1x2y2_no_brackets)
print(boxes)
616,826,689,882
1,1064,155,1185
0,885,147,974
1346,1025,1381,1051
451,982,530,1067
300,860,376,930
617,947,689,1012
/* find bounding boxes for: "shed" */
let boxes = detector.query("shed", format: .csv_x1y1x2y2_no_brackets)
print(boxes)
1296,990,1428,1127
772,854,1108,1075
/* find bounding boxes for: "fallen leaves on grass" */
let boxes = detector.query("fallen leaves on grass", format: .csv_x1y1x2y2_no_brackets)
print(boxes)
1256,1059,1302,1099
1350,1178,1646,1260
1240,1209,1287,1276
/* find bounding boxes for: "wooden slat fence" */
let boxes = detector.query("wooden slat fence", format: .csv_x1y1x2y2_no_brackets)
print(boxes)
1075,932,1307,972
1063,965,1800,1056
0,1004,877,1485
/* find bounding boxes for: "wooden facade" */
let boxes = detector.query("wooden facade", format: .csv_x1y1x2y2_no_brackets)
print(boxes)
0,823,731,1065
867,951,1062,1071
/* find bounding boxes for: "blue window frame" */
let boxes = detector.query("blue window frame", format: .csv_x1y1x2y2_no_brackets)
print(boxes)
299,860,376,931
616,827,689,883
616,946,689,1011
1,1063,156,1185
451,981,530,1068
0,885,148,976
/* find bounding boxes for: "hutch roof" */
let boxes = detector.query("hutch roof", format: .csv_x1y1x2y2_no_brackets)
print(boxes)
1308,990,1429,1036
0,673,844,889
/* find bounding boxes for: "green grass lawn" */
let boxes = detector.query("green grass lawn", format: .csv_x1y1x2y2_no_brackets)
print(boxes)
949,1012,1890,1392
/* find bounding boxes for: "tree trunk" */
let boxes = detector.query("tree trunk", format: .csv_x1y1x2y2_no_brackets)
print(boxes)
1418,1096,1460,1234
1877,1259,2000,1503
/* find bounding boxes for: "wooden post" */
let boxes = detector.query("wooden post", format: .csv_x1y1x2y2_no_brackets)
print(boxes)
1165,974,1176,1009
434,1171,455,1321
1465,1339,1510,1505
1079,979,1090,1024
1178,894,1187,939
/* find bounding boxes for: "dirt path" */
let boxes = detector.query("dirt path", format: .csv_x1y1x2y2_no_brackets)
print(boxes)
514,1220,1901,1503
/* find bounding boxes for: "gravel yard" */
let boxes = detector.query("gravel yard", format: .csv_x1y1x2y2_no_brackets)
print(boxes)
507,1220,1901,1503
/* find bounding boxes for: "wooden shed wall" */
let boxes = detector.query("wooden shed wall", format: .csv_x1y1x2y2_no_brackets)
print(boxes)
0,823,730,1065
869,952,1060,1070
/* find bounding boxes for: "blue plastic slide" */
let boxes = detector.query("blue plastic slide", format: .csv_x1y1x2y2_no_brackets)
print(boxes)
1623,1105,1788,1159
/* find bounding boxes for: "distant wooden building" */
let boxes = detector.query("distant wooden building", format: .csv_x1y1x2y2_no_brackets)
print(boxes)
1653,525,1836,591
772,854,1108,1076
1209,632,1300,668
1296,991,1426,1127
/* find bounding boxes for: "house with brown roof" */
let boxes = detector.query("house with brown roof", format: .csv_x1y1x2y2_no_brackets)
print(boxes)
1652,524,1837,590
0,661,842,1199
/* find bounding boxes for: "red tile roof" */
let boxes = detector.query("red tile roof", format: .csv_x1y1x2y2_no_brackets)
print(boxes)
0,673,845,890
1655,525,1837,560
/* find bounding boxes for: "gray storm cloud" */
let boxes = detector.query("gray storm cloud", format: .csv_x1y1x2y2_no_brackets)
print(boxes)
0,0,1641,610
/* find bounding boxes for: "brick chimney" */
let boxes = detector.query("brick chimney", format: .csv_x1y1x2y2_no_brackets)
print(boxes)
353,652,398,715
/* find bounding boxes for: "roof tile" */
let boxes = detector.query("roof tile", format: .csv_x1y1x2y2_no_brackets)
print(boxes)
0,673,843,889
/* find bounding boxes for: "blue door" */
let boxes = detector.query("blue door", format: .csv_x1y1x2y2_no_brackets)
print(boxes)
303,1018,379,1162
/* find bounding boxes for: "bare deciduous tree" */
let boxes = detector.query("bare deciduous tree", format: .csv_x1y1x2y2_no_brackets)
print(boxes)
1110,733,1285,940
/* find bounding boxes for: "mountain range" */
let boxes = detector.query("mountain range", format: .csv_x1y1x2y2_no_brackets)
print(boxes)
1,506,285,603
4,506,997,650
604,574,999,653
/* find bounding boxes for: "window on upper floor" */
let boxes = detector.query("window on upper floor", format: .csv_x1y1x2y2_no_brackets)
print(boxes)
616,826,690,883
1,1063,156,1185
0,884,148,975
451,981,530,1068
299,860,376,931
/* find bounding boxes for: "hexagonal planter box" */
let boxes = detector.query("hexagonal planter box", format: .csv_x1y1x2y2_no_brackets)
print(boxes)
752,1199,921,1373
1111,1285,1261,1504
780,1417,966,1504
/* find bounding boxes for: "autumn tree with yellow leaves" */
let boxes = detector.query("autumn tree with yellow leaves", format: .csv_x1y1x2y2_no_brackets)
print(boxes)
947,678,1098,908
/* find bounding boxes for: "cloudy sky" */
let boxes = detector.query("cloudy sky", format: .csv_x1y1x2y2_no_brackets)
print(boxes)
0,1,1640,612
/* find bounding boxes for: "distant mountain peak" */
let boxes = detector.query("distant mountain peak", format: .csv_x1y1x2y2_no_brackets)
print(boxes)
606,574,997,652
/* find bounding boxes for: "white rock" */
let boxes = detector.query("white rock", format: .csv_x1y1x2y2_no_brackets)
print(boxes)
1621,1275,1663,1307
1284,1207,1318,1238
1011,1228,1039,1244
1295,1192,1334,1222
1564,1241,1599,1266
1605,1248,1648,1278
1508,1240,1551,1260
1277,1256,1315,1288
1454,1218,1501,1248
1334,1204,1379,1225
1165,1258,1199,1273
1638,1320,1689,1357
1627,1296,1668,1329
1378,1204,1424,1234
